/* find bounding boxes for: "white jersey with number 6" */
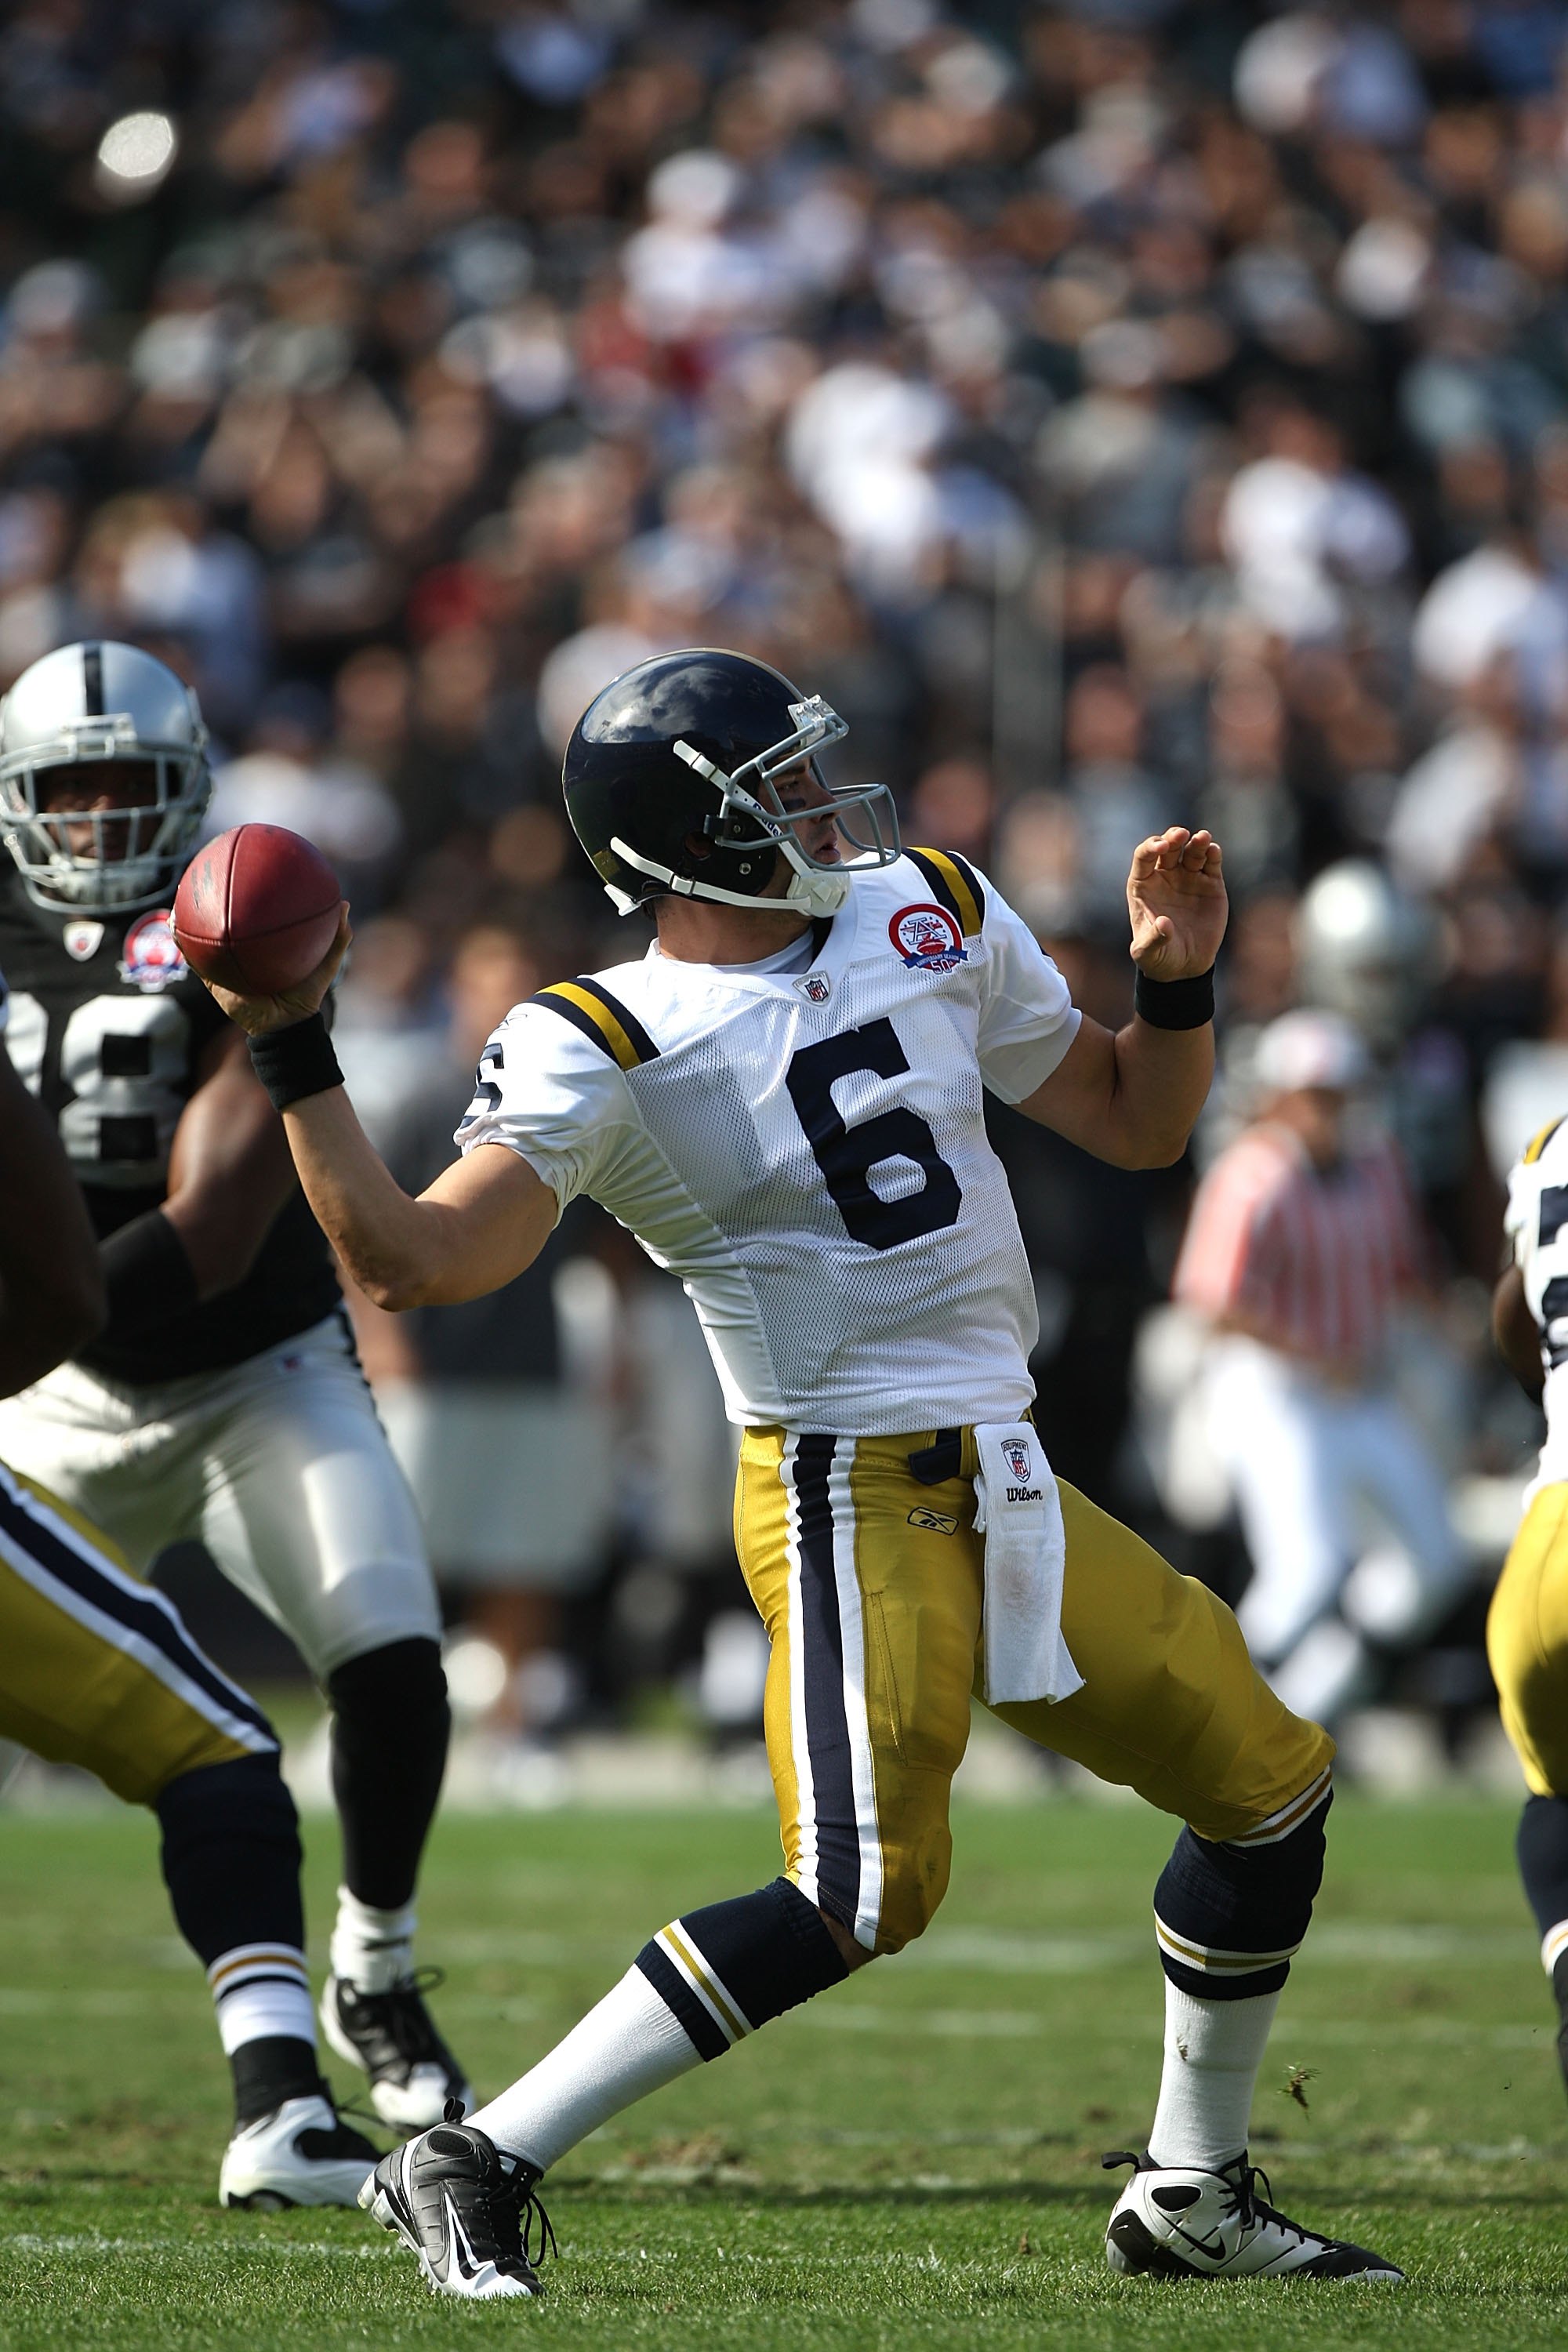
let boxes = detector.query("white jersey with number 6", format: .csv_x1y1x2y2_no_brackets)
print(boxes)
1506,1113,1568,1501
457,852,1080,1433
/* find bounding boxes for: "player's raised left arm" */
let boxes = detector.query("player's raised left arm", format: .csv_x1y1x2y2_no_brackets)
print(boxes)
1017,827,1225,1170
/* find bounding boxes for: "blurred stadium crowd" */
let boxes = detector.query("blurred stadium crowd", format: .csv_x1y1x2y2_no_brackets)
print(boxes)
6,0,1568,1784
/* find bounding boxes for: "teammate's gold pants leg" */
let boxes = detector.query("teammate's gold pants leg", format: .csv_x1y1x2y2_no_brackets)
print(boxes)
0,1461,271,1803
1488,1481,1568,1795
737,1428,1332,1955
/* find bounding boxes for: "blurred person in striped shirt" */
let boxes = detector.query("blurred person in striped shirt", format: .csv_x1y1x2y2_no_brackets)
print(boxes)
1174,1009,1466,1729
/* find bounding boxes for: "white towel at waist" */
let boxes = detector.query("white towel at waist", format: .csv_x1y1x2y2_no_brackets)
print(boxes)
971,1422,1083,1708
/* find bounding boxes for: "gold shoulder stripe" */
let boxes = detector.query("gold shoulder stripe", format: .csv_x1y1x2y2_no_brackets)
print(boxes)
1523,1116,1566,1166
906,846,984,938
534,979,659,1072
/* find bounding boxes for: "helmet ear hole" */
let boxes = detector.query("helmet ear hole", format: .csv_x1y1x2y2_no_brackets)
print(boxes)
682,830,713,863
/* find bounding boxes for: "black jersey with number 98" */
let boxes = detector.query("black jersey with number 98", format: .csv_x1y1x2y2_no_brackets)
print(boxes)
0,875,340,1385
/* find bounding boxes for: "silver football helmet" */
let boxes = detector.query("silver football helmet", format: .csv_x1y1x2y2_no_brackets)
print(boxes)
0,641,210,914
1296,858,1435,1052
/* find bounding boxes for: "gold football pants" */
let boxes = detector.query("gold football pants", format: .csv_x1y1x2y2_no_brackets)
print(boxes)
736,1427,1334,1954
0,1457,276,1804
1488,1480,1568,1797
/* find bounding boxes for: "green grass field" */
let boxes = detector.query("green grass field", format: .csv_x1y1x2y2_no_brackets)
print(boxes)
0,1791,1564,2350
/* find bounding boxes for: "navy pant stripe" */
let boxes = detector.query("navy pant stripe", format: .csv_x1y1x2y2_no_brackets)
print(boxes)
0,1479,275,1742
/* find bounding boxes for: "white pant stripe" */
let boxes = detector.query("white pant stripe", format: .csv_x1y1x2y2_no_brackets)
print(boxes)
828,1442,884,1951
781,1434,820,1911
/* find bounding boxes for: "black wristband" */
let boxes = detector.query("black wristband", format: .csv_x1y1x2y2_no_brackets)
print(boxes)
248,1012,343,1112
100,1210,198,1341
1134,964,1215,1031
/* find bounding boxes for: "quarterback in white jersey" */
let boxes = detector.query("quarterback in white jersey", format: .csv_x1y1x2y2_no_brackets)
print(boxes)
1490,1114,1568,2102
200,648,1399,2296
458,853,1078,1433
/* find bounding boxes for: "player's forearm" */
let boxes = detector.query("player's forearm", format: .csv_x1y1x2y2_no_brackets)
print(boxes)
1102,1016,1214,1169
279,1088,457,1308
0,1057,105,1391
278,1088,554,1309
157,1036,303,1301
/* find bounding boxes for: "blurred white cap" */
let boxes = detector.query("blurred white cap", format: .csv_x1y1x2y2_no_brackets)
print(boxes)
1253,1007,1370,1095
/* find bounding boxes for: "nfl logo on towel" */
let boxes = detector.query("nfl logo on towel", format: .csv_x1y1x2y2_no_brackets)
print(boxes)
1004,1438,1032,1480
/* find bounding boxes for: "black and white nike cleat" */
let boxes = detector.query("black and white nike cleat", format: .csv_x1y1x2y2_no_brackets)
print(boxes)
220,2093,379,2209
359,2105,554,2299
1103,2151,1404,2282
321,1970,474,2131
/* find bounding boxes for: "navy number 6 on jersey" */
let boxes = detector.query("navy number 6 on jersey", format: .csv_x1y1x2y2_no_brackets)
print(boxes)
786,1018,961,1250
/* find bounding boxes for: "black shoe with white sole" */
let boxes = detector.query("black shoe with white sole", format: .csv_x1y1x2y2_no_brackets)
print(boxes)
321,1970,474,2132
359,2103,554,2300
1103,2150,1404,2281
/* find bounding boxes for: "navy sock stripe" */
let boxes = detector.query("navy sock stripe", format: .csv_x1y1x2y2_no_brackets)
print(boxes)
635,1940,728,2061
793,1434,861,1934
1154,1795,1331,2002
1160,1957,1293,2002
0,1479,275,1743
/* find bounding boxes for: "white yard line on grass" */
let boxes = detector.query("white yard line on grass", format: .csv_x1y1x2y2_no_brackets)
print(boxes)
803,2003,1544,2046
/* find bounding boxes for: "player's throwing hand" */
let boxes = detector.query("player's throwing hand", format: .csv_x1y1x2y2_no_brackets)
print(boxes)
1127,827,1226,981
205,904,353,1035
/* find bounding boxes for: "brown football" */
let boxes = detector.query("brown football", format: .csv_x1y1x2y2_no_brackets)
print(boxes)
173,824,342,995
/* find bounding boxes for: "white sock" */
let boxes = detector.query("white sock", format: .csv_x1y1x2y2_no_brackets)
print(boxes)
1541,1918,1568,1976
1147,1984,1279,2172
330,1886,416,1994
471,1966,703,2172
209,1944,316,2056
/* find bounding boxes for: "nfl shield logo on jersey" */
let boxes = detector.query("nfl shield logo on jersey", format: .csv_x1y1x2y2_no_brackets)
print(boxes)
64,919,104,961
118,909,188,992
1003,1437,1032,1481
795,972,831,1003
889,904,967,973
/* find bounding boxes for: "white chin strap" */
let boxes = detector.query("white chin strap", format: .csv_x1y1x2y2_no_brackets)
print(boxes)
608,835,849,917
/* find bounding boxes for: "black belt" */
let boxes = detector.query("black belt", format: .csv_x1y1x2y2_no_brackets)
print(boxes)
908,1428,963,1485
907,1407,1034,1486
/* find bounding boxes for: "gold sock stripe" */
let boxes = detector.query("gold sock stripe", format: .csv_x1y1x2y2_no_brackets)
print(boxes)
657,1925,751,2045
1542,1920,1568,1976
1226,1768,1333,1848
207,1945,310,1993
1154,1916,1302,1973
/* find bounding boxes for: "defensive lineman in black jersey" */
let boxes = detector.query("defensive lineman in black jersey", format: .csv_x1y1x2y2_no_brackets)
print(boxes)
0,641,469,2130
